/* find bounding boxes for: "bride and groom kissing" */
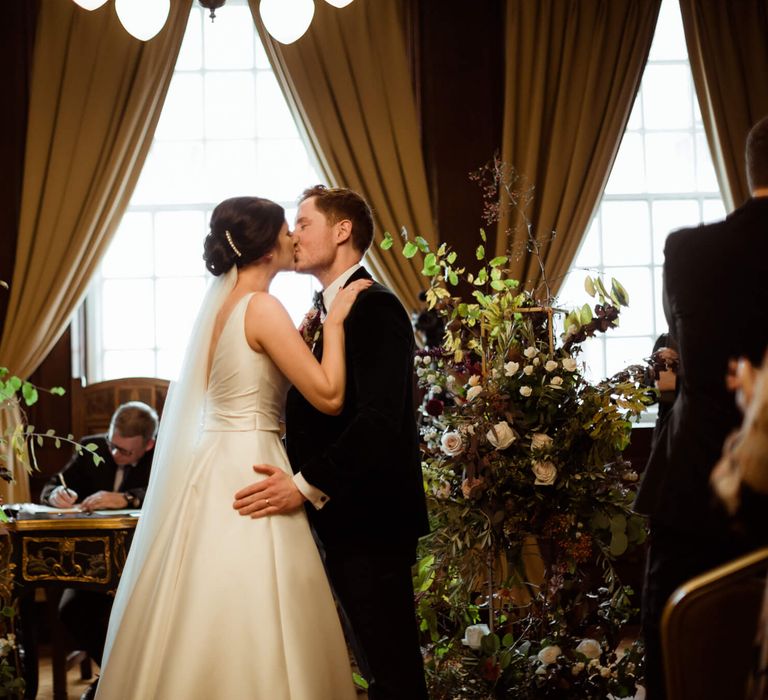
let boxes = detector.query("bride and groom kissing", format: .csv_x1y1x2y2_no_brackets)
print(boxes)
93,185,430,699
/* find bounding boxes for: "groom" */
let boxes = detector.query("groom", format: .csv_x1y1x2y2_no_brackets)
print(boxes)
233,185,429,699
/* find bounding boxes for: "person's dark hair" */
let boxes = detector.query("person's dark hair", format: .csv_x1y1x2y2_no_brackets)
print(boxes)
299,185,374,253
111,401,159,442
746,115,768,192
203,197,285,276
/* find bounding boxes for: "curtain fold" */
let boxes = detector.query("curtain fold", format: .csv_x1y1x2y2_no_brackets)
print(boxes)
499,0,660,298
679,0,768,211
247,0,435,312
0,0,190,500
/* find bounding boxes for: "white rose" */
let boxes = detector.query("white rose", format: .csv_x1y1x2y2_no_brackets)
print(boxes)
468,374,481,386
504,361,519,376
524,346,537,359
462,624,491,650
431,385,443,395
486,421,516,450
575,638,602,660
466,385,483,402
426,373,436,384
550,376,563,387
537,645,561,666
532,460,557,485
519,386,532,397
416,367,425,377
446,375,455,385
533,357,540,366
422,355,432,365
523,365,534,376
562,357,578,372
531,433,552,451
413,356,421,367
544,360,558,372
440,431,464,456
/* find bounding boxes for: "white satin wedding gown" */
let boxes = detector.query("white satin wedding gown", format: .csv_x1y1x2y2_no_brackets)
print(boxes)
96,292,356,700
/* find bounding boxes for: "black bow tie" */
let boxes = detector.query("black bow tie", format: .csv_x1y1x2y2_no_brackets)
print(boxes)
313,290,326,314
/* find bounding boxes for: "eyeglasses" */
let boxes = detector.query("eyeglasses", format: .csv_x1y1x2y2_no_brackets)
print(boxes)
106,436,140,459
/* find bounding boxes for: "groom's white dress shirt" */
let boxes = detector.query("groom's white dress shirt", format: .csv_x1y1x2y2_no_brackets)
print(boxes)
293,263,362,509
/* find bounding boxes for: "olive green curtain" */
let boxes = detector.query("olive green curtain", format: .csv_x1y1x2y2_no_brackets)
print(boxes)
247,0,435,312
680,0,768,211
498,0,661,298
0,0,190,501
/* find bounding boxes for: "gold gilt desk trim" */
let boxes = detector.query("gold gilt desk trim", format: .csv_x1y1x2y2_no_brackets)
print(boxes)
7,517,137,590
9,516,137,531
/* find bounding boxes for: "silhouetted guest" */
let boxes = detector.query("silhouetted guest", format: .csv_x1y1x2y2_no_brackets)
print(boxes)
634,114,768,699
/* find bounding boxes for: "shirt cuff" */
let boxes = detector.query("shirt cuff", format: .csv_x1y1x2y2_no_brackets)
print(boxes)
293,472,330,510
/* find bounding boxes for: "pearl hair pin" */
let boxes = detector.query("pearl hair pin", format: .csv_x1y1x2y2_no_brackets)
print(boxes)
225,230,242,258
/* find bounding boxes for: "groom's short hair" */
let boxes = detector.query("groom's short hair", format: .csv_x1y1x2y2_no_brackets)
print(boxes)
747,114,768,191
300,185,374,253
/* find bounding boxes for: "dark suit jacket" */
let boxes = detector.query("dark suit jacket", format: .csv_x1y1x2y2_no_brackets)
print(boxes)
285,267,429,554
40,434,154,507
635,197,768,533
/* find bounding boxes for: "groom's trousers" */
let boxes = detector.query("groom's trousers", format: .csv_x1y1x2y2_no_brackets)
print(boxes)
324,548,428,700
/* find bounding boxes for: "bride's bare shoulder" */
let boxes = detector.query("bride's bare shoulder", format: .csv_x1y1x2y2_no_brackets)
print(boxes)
244,292,291,322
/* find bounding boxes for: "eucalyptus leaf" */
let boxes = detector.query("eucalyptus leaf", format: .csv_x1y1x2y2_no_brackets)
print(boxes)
403,241,418,259
476,244,485,260
22,382,39,406
611,278,630,306
610,531,629,556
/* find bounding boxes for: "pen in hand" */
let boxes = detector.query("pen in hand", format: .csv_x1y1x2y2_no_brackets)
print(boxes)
56,473,78,506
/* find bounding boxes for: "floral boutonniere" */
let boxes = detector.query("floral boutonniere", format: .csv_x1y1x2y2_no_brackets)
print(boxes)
298,308,322,348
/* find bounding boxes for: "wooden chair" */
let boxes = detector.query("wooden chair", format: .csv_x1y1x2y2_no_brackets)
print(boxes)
662,547,768,700
70,376,170,438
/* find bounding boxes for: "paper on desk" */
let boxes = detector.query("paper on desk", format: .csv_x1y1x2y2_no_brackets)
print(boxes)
14,503,82,514
90,509,141,517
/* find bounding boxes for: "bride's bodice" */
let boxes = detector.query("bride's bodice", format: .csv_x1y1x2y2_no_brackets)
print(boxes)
203,293,289,432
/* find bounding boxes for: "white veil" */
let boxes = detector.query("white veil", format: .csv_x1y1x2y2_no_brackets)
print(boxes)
101,266,237,665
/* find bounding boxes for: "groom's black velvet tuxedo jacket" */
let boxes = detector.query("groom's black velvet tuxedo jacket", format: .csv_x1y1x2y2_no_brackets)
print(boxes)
635,197,768,534
285,267,429,554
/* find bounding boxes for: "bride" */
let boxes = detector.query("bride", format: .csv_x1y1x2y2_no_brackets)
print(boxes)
95,196,367,699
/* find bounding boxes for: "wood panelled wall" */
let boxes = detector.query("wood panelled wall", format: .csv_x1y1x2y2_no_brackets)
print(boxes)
11,0,509,498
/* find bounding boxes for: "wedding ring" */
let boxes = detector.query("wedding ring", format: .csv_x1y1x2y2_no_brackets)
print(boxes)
265,498,270,506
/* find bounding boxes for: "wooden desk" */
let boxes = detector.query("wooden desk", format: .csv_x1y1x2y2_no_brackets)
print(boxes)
1,511,138,700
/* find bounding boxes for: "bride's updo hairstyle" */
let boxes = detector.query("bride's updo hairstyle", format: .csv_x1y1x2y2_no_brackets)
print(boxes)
203,196,285,276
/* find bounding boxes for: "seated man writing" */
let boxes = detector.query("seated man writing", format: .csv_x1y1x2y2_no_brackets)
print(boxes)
39,400,158,700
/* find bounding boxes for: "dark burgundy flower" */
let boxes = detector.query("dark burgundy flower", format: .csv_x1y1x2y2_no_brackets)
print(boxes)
425,398,444,416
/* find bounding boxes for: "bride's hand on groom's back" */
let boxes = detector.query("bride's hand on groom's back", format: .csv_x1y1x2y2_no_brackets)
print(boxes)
325,279,372,326
232,464,306,518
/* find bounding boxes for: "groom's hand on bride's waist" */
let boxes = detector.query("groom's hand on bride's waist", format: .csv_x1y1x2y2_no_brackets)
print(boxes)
232,464,307,518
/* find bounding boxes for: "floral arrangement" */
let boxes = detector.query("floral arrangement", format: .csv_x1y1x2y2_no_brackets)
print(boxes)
0,607,22,699
383,161,652,698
